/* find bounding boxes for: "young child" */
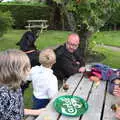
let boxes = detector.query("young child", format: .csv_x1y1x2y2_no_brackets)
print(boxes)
0,49,45,120
109,69,120,95
110,70,120,119
27,48,58,109
0,49,31,120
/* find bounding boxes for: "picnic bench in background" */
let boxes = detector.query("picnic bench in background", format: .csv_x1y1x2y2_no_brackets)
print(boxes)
25,20,49,33
35,73,120,120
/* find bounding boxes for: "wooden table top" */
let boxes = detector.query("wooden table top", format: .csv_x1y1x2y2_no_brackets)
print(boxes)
36,73,120,120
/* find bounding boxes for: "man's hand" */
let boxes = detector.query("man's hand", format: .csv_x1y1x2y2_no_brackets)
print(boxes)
113,86,120,97
79,67,86,73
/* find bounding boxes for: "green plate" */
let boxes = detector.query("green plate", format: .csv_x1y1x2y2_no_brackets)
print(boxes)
53,95,88,117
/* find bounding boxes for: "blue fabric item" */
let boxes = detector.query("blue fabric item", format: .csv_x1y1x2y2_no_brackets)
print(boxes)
92,63,113,81
32,95,50,109
92,64,120,95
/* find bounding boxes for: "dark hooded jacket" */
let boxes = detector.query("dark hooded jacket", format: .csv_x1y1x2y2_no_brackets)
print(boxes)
52,44,85,80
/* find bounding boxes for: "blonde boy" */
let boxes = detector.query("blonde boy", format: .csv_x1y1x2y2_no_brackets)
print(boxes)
27,48,58,109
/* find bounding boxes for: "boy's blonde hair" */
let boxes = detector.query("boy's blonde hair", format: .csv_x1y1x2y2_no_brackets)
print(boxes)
0,49,31,90
39,48,56,67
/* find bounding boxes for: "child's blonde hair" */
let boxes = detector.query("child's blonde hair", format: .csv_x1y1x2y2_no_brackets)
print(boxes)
0,49,31,90
39,48,56,67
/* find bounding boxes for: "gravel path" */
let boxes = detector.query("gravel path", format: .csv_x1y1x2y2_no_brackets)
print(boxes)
97,44,120,52
103,45,120,51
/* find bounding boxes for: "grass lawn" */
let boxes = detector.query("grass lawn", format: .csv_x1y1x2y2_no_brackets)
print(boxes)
90,31,120,47
0,30,24,51
91,46,120,68
0,30,71,51
1,29,120,108
36,30,71,49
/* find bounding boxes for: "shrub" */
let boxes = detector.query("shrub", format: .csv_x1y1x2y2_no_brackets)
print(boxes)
0,11,14,37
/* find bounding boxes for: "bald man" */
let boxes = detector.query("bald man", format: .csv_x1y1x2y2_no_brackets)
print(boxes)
53,33,85,81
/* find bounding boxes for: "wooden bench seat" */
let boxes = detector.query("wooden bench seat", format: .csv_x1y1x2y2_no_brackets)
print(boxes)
25,25,42,28
25,25,49,28
27,20,48,23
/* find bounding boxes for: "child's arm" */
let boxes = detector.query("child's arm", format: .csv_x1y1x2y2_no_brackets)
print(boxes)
25,67,34,81
48,77,58,99
24,108,46,116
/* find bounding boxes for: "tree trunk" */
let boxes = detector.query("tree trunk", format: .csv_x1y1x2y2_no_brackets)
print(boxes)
113,24,117,31
78,31,92,57
62,4,76,32
61,12,65,30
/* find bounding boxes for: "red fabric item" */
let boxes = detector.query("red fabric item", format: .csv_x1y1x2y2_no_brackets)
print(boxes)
92,71,102,79
87,68,102,80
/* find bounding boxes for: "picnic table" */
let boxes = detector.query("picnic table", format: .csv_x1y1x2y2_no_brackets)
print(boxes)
25,20,49,33
35,73,120,120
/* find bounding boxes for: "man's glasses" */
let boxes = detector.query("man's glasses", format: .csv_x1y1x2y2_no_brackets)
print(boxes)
66,42,79,48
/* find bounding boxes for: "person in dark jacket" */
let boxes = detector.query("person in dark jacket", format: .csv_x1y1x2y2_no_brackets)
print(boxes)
53,33,85,81
16,28,40,93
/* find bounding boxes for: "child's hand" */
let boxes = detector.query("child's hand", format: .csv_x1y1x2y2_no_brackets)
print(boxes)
113,86,120,97
115,108,120,119
24,108,46,116
79,67,86,73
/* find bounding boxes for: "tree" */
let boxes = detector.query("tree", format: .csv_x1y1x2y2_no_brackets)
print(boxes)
52,0,120,56
106,3,120,30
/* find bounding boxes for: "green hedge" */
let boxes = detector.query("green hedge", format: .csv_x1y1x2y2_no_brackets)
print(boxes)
0,3,54,29
0,10,13,37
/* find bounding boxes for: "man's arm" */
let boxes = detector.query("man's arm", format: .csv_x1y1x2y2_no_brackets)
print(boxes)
58,56,80,77
47,76,58,99
74,48,85,67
